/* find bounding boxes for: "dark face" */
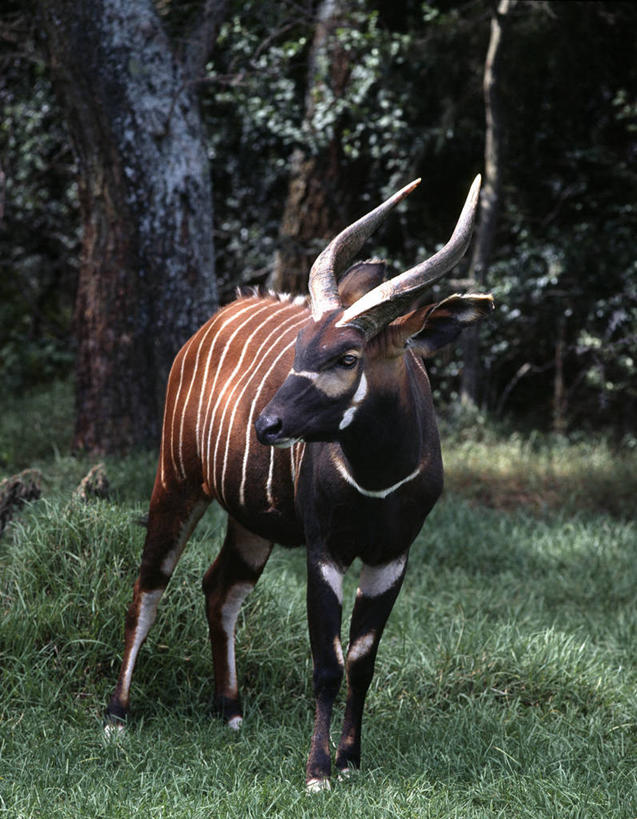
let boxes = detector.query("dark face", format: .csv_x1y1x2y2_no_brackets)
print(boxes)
255,314,367,447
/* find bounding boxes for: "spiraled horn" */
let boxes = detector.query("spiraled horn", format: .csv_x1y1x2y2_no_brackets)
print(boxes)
336,175,482,337
308,179,421,321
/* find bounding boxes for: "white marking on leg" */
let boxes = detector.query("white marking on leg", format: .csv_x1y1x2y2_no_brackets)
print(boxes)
227,715,243,731
221,582,253,692
319,561,343,604
358,555,407,598
104,721,126,737
306,778,331,793
334,635,344,668
347,630,376,663
119,589,163,700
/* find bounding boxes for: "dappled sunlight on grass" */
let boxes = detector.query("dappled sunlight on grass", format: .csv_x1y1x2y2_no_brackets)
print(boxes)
442,434,636,519
1,383,636,816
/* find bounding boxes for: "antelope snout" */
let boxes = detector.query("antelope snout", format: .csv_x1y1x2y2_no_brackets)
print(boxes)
255,411,285,446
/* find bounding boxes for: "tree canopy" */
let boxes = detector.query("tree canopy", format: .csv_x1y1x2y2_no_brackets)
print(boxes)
1,0,635,446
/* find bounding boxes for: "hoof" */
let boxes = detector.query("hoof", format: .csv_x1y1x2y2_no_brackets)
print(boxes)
306,777,331,793
227,715,243,731
104,720,126,738
104,699,127,736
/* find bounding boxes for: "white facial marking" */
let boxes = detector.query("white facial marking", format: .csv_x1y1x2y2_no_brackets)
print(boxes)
353,371,368,403
291,368,318,381
338,405,357,430
358,555,407,598
348,630,376,663
319,561,343,604
338,372,367,430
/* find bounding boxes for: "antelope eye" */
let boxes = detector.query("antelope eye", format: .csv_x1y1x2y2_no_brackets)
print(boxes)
338,353,358,369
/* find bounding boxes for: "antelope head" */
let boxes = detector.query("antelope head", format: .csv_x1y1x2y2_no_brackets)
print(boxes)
255,177,494,447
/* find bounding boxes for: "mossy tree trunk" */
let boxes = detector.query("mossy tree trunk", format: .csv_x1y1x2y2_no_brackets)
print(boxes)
39,0,225,453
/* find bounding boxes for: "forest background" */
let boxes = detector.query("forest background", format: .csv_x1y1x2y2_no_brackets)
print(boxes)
1,0,635,456
1,4,636,815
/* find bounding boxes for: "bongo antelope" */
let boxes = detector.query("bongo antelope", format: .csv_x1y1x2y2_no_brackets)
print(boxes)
106,176,494,790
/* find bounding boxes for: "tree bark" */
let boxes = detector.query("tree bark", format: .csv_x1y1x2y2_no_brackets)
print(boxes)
460,0,515,407
39,0,222,453
269,0,352,294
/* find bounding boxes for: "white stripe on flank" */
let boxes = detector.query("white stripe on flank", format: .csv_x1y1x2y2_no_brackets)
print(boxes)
212,304,306,502
195,302,261,460
238,334,300,506
202,302,275,490
358,555,406,598
266,446,276,507
218,312,307,505
209,302,294,491
169,335,198,480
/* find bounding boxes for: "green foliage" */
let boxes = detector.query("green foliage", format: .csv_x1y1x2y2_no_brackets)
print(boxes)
2,0,636,430
0,31,79,391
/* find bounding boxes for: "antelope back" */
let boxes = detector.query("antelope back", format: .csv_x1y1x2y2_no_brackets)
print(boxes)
158,294,310,544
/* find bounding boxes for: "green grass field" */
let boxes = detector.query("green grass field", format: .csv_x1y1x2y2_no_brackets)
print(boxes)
1,383,635,817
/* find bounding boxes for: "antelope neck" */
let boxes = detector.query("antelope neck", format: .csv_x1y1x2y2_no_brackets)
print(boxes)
334,358,429,496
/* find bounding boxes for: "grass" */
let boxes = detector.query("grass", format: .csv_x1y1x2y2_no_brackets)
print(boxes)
1,383,636,817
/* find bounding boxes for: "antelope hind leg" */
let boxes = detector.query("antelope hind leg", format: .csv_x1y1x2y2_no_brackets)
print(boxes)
202,515,272,729
105,482,209,729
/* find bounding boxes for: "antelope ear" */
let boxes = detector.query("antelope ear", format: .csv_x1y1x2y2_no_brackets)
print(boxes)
337,260,388,308
393,294,494,356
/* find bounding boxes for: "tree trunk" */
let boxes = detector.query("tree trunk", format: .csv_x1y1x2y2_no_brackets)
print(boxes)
460,0,515,407
39,0,221,453
269,0,351,294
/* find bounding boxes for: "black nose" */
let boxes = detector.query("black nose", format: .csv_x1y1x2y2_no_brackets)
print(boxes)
255,412,284,445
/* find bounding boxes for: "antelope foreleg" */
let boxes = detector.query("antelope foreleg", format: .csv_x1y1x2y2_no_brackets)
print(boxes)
305,552,346,790
335,554,407,773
